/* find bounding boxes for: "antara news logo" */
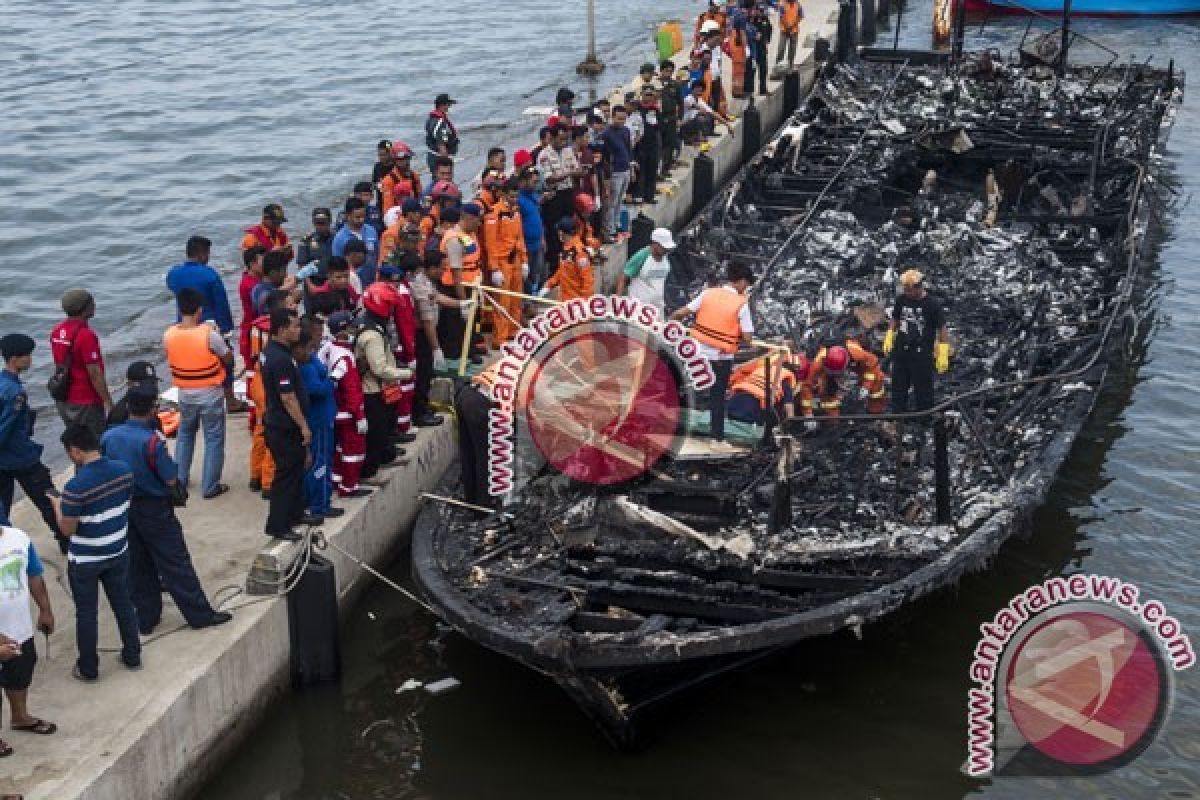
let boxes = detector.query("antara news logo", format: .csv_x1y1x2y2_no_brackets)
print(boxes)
966,574,1194,777
483,294,713,495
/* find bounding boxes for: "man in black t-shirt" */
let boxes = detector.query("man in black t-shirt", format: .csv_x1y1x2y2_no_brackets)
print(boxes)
883,269,950,413
259,309,316,541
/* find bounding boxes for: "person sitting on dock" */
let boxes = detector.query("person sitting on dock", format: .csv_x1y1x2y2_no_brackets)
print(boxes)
670,261,756,441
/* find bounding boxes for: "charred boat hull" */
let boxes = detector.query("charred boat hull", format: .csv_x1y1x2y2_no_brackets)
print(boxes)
413,51,1183,747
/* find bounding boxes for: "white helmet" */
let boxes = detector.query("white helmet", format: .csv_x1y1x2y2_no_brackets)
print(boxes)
700,19,722,35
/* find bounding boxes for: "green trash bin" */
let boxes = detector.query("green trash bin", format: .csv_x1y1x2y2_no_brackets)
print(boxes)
656,26,675,61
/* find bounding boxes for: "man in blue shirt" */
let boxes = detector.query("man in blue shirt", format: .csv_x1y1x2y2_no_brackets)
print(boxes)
0,334,66,554
50,424,141,681
101,386,231,634
599,106,634,241
332,198,380,287
516,166,546,293
165,236,248,413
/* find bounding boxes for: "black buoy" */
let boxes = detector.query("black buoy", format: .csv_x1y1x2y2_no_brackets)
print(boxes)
287,553,341,687
630,212,655,253
692,152,715,219
861,0,877,45
836,0,857,63
742,100,762,165
784,69,801,116
814,37,833,63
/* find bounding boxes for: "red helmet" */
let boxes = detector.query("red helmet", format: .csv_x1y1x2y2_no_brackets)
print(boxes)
361,283,394,317
390,141,413,158
430,180,461,201
824,346,849,373
574,193,595,216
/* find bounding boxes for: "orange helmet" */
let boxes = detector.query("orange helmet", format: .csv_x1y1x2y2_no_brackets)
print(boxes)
390,141,413,158
574,192,595,216
361,283,394,317
824,345,849,373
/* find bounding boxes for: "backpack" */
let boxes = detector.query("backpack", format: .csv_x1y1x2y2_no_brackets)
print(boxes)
46,328,77,403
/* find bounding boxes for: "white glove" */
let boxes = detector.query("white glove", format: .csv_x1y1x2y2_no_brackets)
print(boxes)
432,349,447,372
355,418,368,435
491,270,504,287
296,264,318,281
521,263,530,280
804,419,818,433
858,387,869,401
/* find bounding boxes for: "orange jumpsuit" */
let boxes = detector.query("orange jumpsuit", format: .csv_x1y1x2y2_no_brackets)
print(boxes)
379,168,422,215
482,198,528,344
727,27,747,99
245,317,275,490
545,235,594,301
801,340,887,417
728,355,798,409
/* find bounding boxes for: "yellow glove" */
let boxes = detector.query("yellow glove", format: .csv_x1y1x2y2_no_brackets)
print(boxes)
882,329,896,356
934,342,950,374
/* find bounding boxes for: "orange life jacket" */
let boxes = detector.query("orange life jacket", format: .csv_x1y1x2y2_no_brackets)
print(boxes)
729,355,797,407
164,324,225,389
780,0,802,34
440,226,483,287
690,288,746,354
545,236,594,301
381,168,422,214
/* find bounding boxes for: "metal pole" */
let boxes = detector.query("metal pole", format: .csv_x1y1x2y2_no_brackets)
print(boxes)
577,0,606,75
893,0,904,51
952,0,967,61
1058,0,1073,76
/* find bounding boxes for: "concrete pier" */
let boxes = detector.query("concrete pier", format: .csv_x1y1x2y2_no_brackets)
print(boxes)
1,2,863,797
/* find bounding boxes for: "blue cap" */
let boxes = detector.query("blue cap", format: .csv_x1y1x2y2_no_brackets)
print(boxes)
378,265,402,280
556,216,577,233
460,202,483,217
327,310,355,335
401,197,422,214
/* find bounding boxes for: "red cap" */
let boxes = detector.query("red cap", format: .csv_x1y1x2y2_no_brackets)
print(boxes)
514,149,533,169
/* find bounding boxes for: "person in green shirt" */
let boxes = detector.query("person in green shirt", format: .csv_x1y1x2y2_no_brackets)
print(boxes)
616,227,676,310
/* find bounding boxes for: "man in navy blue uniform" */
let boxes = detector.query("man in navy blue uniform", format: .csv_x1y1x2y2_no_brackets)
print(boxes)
101,385,232,634
0,334,66,554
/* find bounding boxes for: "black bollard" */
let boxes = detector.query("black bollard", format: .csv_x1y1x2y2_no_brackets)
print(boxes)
784,69,800,116
630,212,655,253
742,100,762,165
692,152,715,218
287,553,341,687
837,0,857,63
814,37,833,63
861,0,877,45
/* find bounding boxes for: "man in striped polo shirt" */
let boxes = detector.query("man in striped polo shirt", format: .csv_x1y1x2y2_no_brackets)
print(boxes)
50,425,141,681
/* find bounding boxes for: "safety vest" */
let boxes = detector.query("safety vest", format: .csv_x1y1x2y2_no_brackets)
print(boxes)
440,226,482,287
690,288,746,354
164,324,225,389
729,357,795,407
242,224,287,252
382,168,421,212
780,0,801,34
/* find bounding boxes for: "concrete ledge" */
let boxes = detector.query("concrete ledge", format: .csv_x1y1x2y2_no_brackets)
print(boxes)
3,421,454,800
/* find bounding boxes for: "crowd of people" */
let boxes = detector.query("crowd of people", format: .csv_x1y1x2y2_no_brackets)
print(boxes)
0,0,818,763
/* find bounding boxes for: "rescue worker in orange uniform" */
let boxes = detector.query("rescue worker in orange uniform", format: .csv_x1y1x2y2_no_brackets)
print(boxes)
727,351,809,425
379,142,422,215
241,203,293,261
437,204,484,363
380,198,426,266
542,217,594,302
776,0,803,68
695,0,727,45
420,180,461,255
670,261,756,441
483,176,529,345
245,290,297,496
800,338,888,427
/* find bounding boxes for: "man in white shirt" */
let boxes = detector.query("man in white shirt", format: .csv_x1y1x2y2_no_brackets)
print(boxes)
618,227,676,311
671,262,755,440
0,523,56,752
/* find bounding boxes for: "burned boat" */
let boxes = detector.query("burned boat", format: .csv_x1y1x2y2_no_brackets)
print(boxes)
413,50,1183,746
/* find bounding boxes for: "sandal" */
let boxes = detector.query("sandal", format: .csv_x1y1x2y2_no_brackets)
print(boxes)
0,738,11,757
11,718,56,735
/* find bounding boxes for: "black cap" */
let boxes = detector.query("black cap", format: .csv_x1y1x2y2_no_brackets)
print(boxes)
353,180,374,195
126,361,158,384
640,62,656,74
327,311,355,336
312,207,332,223
435,93,456,107
0,334,35,360
126,382,159,402
263,203,287,223
377,139,393,150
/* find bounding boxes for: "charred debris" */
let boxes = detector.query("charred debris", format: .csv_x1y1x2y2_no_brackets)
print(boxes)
414,51,1182,744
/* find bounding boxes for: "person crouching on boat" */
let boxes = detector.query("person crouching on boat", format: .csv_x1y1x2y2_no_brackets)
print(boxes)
670,261,755,441
883,269,950,413
727,352,808,426
799,338,887,430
